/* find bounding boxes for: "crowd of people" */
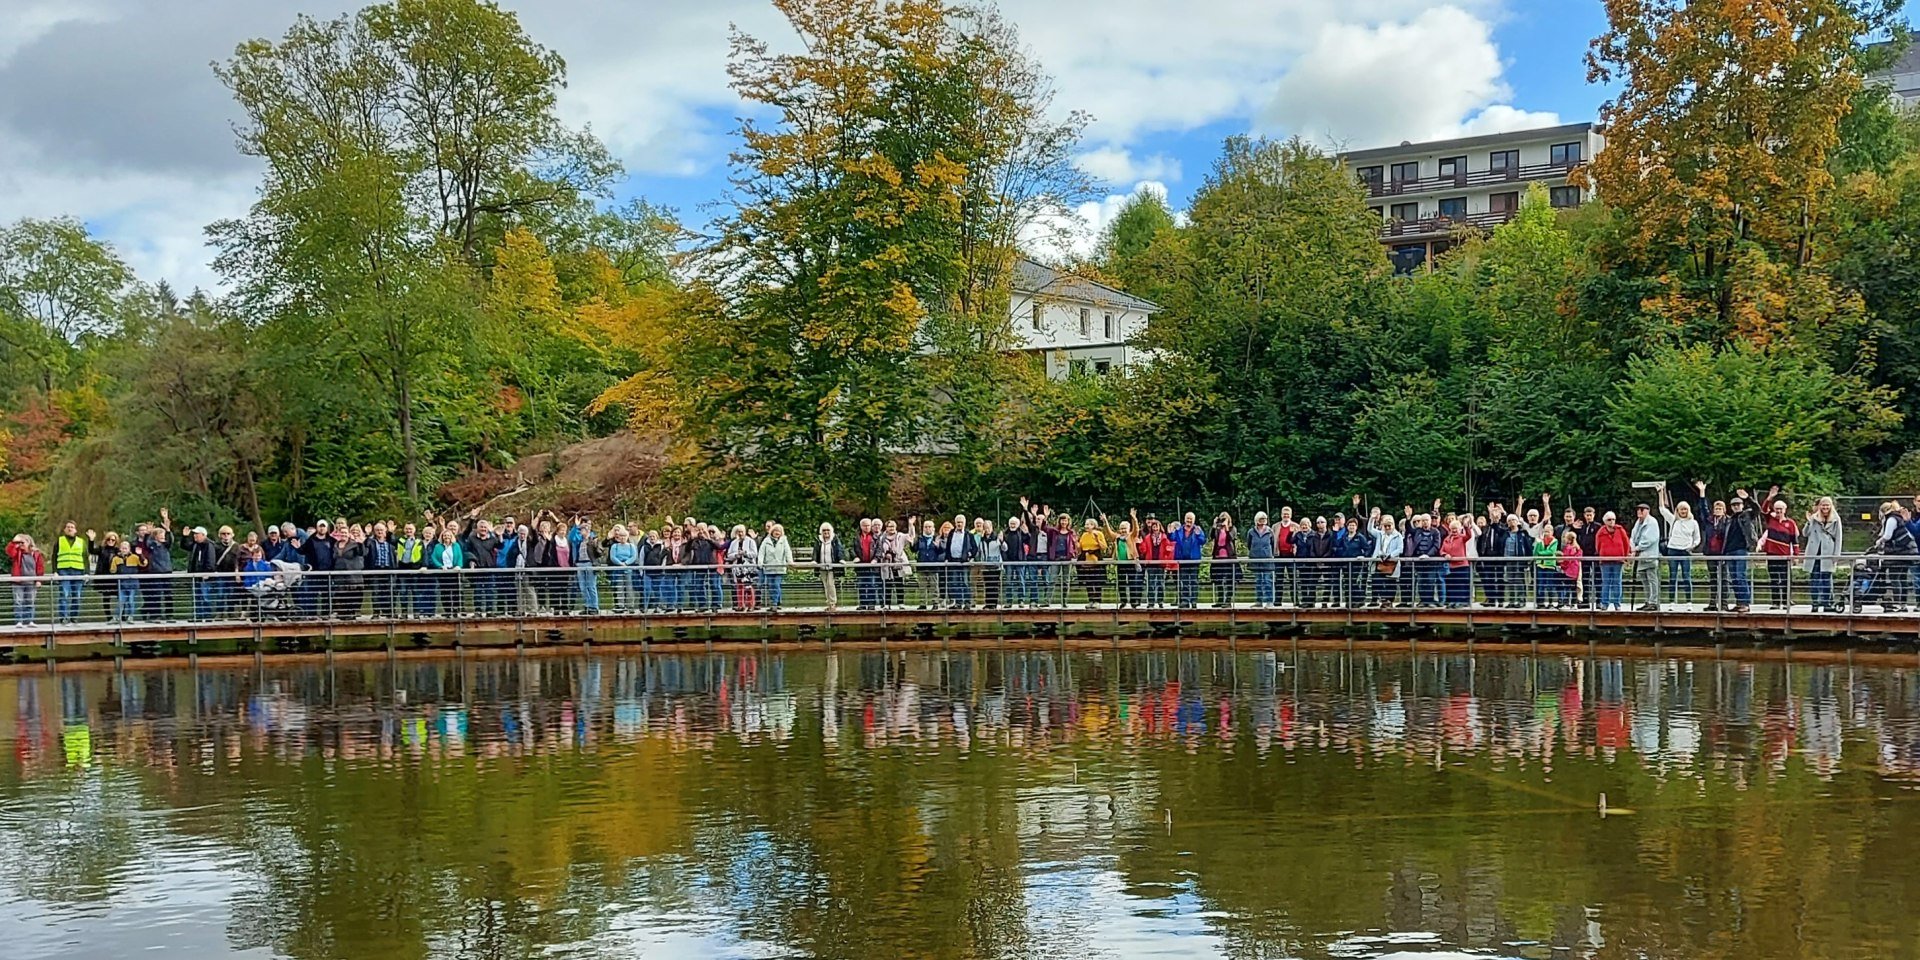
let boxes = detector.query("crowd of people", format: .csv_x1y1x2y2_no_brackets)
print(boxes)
5,484,1919,626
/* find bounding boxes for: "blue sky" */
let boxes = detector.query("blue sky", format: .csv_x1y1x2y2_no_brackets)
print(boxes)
620,1,1619,229
0,0,1897,286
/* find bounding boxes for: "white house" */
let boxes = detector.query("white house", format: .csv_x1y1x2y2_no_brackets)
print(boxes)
1868,41,1920,104
1009,257,1159,379
1338,122,1606,275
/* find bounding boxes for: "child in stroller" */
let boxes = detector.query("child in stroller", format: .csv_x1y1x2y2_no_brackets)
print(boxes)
1850,558,1908,613
247,554,306,621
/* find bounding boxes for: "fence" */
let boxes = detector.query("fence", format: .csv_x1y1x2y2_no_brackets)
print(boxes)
3,554,1914,632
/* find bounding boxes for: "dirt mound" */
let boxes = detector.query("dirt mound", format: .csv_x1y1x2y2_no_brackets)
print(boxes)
438,432,686,522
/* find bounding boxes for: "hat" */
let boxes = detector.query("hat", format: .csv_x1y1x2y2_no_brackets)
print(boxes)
193,526,208,535
1635,502,1651,511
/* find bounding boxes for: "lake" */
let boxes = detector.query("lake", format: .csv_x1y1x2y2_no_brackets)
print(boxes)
2,644,1918,959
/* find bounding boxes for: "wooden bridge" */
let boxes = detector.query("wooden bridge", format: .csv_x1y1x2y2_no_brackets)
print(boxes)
6,602,1920,663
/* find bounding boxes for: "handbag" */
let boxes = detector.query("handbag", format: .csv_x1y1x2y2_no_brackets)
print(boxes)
1374,559,1398,576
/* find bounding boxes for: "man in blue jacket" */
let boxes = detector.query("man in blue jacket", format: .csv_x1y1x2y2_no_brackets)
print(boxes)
1169,512,1207,608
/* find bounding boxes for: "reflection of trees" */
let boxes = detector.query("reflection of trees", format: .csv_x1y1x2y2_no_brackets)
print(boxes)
5,650,1920,958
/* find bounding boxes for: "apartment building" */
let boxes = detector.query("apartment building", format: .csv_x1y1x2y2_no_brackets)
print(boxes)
1339,122,1605,274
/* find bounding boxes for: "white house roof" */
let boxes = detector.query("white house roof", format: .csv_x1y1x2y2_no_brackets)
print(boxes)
1013,257,1160,314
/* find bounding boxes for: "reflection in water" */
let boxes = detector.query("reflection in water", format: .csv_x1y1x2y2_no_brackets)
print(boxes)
3,648,1920,959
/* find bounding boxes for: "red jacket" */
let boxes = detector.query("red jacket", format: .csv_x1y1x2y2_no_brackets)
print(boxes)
7,541,46,577
1594,524,1631,559
1762,516,1800,557
1138,532,1176,570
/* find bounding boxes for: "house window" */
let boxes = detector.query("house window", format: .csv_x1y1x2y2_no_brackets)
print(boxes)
1357,165,1384,192
1489,149,1519,175
1077,307,1091,337
1550,142,1583,166
1490,191,1520,215
1102,312,1114,340
1390,202,1419,222
1438,197,1467,220
1550,186,1582,208
1094,360,1112,375
1030,301,1042,332
1369,206,1384,220
1437,155,1466,180
1390,161,1420,184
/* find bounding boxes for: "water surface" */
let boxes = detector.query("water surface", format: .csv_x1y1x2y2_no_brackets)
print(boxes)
3,646,1919,959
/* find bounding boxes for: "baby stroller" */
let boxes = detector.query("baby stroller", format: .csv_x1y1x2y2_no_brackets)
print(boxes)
249,560,306,621
1851,558,1895,613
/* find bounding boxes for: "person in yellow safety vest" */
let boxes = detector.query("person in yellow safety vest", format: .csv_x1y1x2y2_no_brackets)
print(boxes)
54,521,92,625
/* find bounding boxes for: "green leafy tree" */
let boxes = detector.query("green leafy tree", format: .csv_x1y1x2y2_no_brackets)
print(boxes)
1095,189,1177,291
1609,341,1897,490
0,217,133,393
1134,135,1389,502
212,0,614,508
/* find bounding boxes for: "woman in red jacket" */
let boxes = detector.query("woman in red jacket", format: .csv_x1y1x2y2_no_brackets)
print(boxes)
8,534,47,626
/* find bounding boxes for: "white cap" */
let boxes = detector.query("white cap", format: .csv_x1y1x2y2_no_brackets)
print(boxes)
193,526,208,535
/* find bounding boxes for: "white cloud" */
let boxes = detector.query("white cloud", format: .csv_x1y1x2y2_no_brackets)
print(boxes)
1022,181,1170,262
1075,147,1183,187
1259,4,1559,149
0,0,1560,291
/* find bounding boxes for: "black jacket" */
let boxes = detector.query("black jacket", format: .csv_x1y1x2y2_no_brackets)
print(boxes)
301,534,338,571
462,532,501,569
184,538,218,573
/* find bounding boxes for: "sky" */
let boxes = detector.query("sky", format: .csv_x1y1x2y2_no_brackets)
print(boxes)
0,0,1627,292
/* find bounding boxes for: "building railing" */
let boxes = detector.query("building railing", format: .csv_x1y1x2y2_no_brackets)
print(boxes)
1362,161,1582,198
1380,209,1518,240
1,554,1909,632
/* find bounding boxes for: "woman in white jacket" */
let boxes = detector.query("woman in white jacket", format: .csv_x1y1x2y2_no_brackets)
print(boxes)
1368,513,1405,608
1658,487,1701,605
1802,497,1843,613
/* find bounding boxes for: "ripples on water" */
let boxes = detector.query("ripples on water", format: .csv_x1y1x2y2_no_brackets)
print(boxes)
2,646,1919,960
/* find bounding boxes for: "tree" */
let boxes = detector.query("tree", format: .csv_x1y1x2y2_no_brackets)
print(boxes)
1133,136,1389,501
1095,189,1177,290
636,0,1086,513
1609,341,1898,490
212,0,614,508
1586,0,1903,324
0,217,133,393
97,294,279,531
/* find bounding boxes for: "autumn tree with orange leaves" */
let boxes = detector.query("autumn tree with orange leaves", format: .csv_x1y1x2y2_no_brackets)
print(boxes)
604,0,1089,515
1586,0,1903,339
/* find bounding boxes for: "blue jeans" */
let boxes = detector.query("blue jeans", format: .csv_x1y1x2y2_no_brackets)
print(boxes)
1600,564,1624,609
764,572,784,608
947,566,972,606
1811,570,1834,609
576,564,600,612
12,583,37,624
1177,565,1200,607
56,569,85,621
1417,562,1444,606
1729,552,1753,605
1664,551,1693,602
117,580,140,620
194,579,218,620
1253,565,1275,605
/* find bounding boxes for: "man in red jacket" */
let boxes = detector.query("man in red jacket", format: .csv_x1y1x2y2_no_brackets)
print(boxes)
1760,490,1800,610
1593,512,1632,611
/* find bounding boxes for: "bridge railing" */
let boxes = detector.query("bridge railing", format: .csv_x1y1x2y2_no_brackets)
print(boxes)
0,553,1909,632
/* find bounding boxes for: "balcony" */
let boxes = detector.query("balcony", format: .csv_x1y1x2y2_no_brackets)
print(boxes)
1379,209,1517,241
1361,161,1581,199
